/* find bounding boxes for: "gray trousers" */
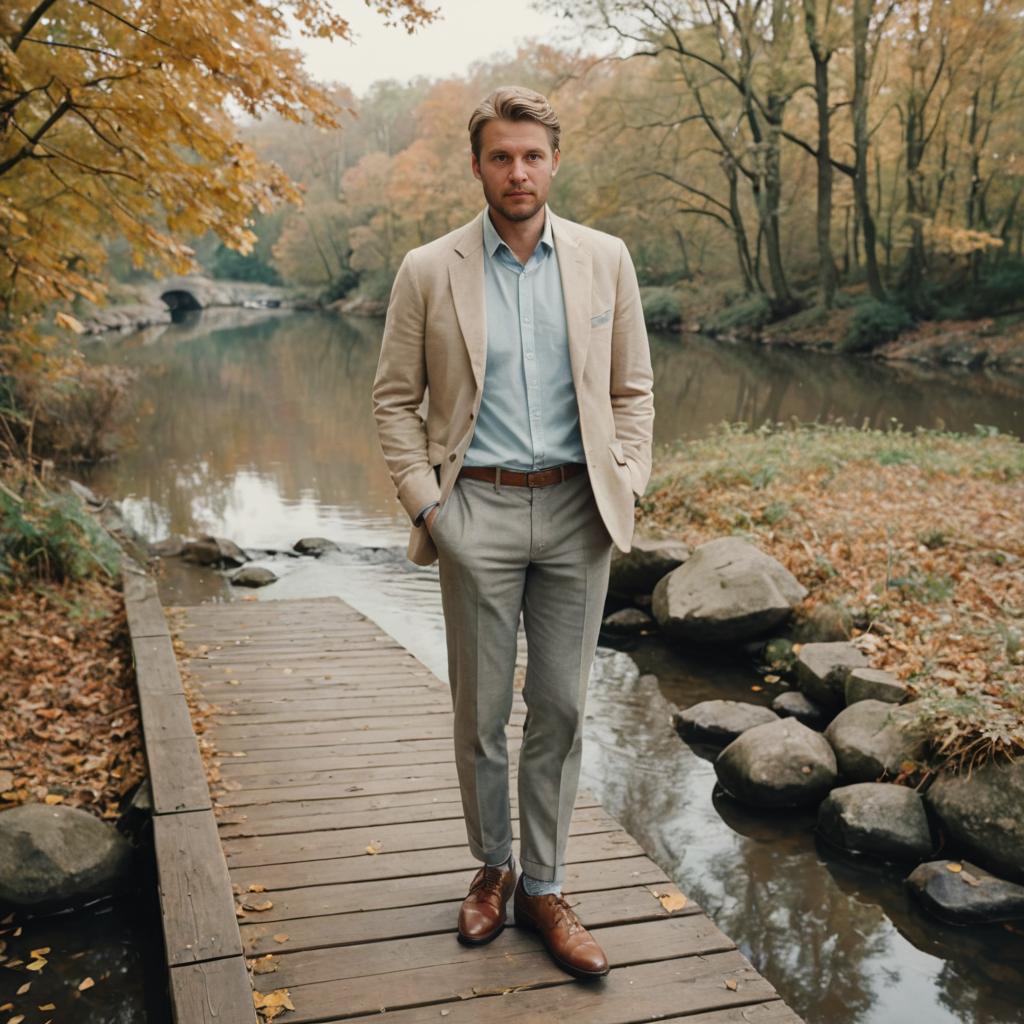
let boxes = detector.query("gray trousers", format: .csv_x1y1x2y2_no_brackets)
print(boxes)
431,469,614,882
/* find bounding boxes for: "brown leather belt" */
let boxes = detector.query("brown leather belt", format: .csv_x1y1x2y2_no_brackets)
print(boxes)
457,462,587,488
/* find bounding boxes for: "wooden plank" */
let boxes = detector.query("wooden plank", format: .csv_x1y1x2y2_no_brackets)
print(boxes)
149,736,212,814
215,758,474,793
138,691,198,742
123,566,170,638
212,736,456,766
169,956,256,1024
131,633,185,697
212,710,505,740
212,726,461,756
153,809,242,964
240,882,694,956
215,704,452,728
249,925,748,1023
216,746,457,780
222,808,620,868
226,831,645,891
214,788,600,830
334,957,787,1024
228,857,670,923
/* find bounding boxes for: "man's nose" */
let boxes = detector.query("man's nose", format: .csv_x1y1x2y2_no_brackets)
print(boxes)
509,160,529,181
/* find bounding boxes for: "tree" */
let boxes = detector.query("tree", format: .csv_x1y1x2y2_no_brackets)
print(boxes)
0,0,434,384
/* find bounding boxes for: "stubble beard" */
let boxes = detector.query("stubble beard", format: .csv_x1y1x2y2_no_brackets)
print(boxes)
483,181,545,224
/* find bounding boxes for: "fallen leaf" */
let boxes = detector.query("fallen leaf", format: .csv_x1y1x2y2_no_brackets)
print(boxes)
30,948,50,958
750,685,763,692
252,958,278,975
724,979,738,991
764,674,781,683
25,960,46,972
78,977,95,991
247,884,266,892
243,900,273,912
273,933,289,943
366,840,383,855
16,982,30,995
946,863,963,873
657,890,688,913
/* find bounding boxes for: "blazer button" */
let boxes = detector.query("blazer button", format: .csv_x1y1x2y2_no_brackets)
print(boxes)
449,453,456,462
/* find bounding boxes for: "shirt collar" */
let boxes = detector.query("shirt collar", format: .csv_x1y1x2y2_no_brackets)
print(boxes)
483,205,554,260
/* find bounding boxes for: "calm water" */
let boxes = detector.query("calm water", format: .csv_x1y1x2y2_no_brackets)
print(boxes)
74,308,1024,1024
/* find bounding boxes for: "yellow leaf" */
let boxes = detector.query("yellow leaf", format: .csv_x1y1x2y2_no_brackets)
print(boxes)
658,890,687,913
247,884,266,892
946,863,963,873
54,312,86,334
25,960,46,971
243,900,273,912
366,840,383,855
43,794,63,805
29,948,49,958
15,983,30,995
78,977,95,990
272,933,289,943
724,979,738,991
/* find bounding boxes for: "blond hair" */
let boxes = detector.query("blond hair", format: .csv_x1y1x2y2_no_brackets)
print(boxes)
468,86,561,159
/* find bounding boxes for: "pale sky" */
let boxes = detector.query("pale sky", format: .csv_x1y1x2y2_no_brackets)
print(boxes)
293,0,571,94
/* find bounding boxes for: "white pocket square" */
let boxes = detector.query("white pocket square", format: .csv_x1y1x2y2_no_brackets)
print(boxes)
590,309,612,327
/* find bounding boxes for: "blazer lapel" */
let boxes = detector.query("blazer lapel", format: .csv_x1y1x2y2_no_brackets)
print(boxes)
449,211,487,392
551,212,592,392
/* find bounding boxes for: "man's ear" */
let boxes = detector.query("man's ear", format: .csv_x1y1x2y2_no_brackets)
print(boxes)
470,152,482,181
551,148,561,176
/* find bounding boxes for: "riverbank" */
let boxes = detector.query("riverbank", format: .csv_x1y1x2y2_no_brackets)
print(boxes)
636,422,1024,767
649,280,1024,371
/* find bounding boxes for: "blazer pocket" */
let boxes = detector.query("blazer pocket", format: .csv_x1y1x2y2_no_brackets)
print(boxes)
608,439,629,465
590,309,612,328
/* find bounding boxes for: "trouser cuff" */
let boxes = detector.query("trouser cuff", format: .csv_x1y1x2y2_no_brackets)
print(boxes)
519,855,563,884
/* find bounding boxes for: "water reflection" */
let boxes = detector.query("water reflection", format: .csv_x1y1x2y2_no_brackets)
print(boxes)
78,309,1024,1024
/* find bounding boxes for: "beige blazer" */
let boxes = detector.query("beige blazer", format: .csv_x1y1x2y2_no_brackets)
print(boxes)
371,207,655,567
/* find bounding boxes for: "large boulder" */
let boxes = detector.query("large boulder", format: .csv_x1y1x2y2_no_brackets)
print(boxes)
181,534,248,567
845,667,907,706
818,783,935,862
771,690,832,730
795,642,870,709
0,804,134,912
652,537,807,644
609,537,690,596
926,758,1024,883
230,565,277,588
673,700,779,744
601,607,655,637
824,700,929,782
293,536,341,557
715,718,838,808
907,860,1024,925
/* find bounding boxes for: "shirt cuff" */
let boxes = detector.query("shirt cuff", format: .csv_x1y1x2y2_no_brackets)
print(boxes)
414,500,440,526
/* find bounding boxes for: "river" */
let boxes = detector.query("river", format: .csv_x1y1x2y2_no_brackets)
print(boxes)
66,308,1024,1023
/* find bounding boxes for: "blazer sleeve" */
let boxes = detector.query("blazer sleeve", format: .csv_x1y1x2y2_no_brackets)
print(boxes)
371,251,442,522
610,239,655,499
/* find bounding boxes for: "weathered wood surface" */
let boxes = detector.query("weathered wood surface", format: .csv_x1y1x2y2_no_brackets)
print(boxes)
148,593,806,1024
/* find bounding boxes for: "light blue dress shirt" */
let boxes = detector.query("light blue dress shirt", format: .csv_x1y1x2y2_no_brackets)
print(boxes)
415,208,587,525
462,208,586,471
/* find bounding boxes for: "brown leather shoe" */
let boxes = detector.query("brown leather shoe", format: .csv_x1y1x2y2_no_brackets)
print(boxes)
513,875,610,978
457,861,518,945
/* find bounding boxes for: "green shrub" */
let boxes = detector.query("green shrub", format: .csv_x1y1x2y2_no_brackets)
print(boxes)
639,287,684,330
0,486,121,589
706,293,772,333
842,298,915,352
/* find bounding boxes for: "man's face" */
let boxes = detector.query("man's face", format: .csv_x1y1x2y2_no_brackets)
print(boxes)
471,118,560,224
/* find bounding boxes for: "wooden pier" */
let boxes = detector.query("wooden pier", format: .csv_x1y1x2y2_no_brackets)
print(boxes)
124,570,804,1024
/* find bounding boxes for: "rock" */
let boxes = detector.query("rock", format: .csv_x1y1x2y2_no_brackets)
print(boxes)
824,700,929,782
845,667,907,706
601,607,655,636
149,534,186,558
181,535,248,567
589,647,640,688
230,565,277,587
652,537,808,644
293,536,341,557
762,637,798,675
673,700,779,744
609,538,690,596
795,641,870,709
926,758,1024,882
638,673,659,686
818,783,935,861
771,690,831,730
68,479,104,507
907,860,1024,925
792,602,855,642
715,718,838,808
0,804,133,912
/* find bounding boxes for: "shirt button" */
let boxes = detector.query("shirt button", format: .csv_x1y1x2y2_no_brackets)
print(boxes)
523,317,531,324
526,352,534,360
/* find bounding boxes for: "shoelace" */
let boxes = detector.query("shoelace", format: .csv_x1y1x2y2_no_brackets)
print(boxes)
468,866,506,899
546,893,584,936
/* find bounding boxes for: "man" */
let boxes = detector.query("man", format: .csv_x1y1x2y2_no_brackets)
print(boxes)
371,86,654,979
